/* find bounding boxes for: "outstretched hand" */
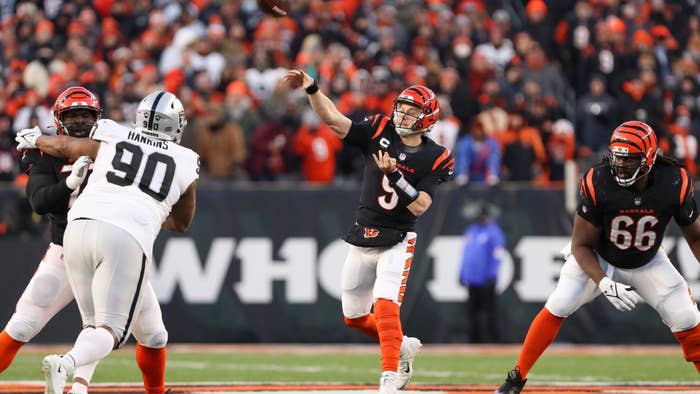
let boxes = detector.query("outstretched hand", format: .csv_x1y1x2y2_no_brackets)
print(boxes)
372,150,397,174
15,126,42,151
284,69,314,90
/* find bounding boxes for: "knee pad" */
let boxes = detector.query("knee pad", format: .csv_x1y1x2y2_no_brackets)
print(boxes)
5,316,38,343
674,324,700,363
660,287,700,332
544,287,581,318
131,316,168,349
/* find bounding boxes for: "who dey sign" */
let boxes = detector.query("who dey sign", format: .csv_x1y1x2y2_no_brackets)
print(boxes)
150,236,700,305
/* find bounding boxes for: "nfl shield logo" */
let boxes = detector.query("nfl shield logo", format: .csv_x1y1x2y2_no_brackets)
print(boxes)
399,153,406,161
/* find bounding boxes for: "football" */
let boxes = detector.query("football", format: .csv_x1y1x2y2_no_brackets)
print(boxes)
256,0,289,17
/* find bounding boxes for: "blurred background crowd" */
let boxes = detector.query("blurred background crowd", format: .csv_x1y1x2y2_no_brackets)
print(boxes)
0,0,699,188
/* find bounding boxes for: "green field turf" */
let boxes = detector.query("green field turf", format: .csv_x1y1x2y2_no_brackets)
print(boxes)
1,349,698,385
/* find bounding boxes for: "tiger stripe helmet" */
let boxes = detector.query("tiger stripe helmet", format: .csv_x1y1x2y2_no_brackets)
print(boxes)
608,120,658,187
392,85,440,136
53,87,102,137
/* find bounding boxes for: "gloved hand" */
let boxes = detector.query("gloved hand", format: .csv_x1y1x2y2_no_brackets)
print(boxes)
598,276,639,312
15,126,42,150
66,156,92,190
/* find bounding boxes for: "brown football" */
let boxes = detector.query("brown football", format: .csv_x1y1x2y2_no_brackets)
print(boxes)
256,0,289,17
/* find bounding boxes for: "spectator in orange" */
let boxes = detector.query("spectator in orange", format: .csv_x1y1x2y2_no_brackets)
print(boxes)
292,109,342,184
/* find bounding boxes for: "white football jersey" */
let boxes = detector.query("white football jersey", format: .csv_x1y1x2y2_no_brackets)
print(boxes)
68,119,199,259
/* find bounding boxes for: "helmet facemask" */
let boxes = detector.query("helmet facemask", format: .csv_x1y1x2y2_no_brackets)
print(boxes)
58,108,100,138
609,149,651,187
393,100,426,136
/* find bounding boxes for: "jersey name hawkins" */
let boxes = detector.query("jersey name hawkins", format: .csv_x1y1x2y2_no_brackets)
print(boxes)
128,131,169,149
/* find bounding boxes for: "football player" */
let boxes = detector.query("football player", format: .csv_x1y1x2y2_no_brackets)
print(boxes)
495,121,700,394
285,69,454,394
15,90,199,394
2,87,170,394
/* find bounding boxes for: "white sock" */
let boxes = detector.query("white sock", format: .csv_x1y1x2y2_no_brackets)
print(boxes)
65,327,114,367
69,381,88,394
71,359,97,394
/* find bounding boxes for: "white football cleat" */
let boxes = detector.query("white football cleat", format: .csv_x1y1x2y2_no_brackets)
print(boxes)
395,336,422,389
379,371,398,394
42,354,74,394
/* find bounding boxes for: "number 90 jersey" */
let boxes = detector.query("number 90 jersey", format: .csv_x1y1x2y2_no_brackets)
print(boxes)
68,119,200,259
346,114,454,231
577,160,698,269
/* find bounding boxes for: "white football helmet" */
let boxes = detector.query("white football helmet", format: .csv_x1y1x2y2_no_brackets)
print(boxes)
134,90,187,143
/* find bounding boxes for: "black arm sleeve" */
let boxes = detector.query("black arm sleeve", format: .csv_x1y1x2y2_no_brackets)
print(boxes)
25,153,72,215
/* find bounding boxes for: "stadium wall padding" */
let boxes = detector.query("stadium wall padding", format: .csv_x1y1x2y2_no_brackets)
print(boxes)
0,185,693,344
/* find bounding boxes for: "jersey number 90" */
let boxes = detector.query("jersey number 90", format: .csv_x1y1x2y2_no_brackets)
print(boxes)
106,141,176,202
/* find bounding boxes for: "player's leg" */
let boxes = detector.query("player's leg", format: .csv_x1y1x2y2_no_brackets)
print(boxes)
131,281,168,394
619,251,700,373
0,244,73,372
341,245,380,339
374,233,418,392
60,221,147,369
496,252,604,393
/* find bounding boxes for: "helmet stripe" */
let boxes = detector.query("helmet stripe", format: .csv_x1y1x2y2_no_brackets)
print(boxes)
611,137,644,153
147,91,166,131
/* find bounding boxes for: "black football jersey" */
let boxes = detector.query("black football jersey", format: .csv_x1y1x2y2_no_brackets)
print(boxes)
344,114,454,231
20,150,91,245
577,160,698,269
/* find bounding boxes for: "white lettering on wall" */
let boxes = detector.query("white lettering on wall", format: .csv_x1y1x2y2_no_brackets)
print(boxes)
151,235,699,304
234,238,317,303
151,237,235,303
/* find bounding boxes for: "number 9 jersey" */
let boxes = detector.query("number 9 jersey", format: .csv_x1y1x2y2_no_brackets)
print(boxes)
68,119,200,259
577,158,698,269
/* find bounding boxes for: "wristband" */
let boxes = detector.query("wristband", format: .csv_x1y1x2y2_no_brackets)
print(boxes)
305,80,319,95
386,168,419,203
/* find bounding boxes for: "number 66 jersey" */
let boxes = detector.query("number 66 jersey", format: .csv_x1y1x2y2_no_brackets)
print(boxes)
68,119,200,259
577,158,698,269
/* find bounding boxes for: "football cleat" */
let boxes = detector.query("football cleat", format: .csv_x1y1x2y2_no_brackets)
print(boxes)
42,354,74,394
494,369,527,394
379,372,398,394
395,336,422,389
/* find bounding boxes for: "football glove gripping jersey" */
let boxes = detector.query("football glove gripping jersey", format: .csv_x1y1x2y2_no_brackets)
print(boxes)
65,156,92,190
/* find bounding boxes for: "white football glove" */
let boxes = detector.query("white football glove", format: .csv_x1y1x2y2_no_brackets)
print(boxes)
66,156,92,190
15,126,42,150
598,276,640,312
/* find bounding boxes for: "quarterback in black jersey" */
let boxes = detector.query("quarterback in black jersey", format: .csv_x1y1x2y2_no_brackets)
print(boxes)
6,88,170,394
285,69,453,393
496,121,700,394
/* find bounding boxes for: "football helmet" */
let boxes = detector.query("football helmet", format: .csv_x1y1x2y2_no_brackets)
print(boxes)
134,90,187,144
608,120,658,187
392,85,440,136
53,87,102,138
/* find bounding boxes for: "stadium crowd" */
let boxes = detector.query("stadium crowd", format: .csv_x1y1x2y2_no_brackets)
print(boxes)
0,0,699,188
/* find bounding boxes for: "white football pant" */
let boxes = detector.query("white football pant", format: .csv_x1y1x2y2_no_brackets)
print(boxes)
341,232,417,318
63,219,152,348
546,247,700,332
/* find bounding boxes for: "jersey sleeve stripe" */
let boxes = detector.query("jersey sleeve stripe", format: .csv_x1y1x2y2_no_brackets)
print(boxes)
584,169,597,206
680,168,690,205
371,117,389,140
441,157,455,170
432,148,452,170
371,114,380,127
579,178,588,199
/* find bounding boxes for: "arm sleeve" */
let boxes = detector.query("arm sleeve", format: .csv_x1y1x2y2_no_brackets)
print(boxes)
576,168,603,226
675,168,699,226
24,152,72,215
